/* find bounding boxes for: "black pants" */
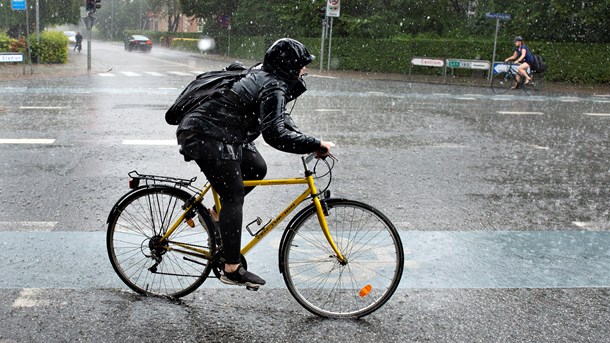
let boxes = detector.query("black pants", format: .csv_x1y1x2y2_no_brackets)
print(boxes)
195,148,267,264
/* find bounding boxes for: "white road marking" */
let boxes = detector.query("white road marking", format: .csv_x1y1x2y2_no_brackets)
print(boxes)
454,97,476,100
529,144,550,150
12,288,50,308
309,75,336,79
167,71,193,76
122,139,177,146
0,221,57,231
145,72,164,76
0,139,55,144
19,106,69,110
98,73,115,77
584,113,610,117
497,111,544,115
559,97,580,102
120,72,140,77
314,109,343,112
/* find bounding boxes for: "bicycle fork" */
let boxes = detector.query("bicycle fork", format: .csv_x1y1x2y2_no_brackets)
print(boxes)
306,172,348,264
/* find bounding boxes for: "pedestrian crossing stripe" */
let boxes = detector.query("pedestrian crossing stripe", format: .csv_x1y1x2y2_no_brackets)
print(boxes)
97,71,203,77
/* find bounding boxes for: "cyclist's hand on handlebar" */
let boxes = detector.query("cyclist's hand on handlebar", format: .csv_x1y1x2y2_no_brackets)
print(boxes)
317,141,334,159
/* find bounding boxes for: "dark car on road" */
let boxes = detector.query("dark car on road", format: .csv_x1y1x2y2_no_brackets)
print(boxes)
124,35,152,52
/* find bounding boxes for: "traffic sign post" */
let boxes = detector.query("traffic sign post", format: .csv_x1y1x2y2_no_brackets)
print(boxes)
486,12,511,83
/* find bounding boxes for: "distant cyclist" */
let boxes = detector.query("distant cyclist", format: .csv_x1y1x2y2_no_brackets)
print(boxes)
74,32,83,53
504,36,534,88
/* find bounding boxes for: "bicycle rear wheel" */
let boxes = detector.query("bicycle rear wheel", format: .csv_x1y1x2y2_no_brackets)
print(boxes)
281,199,404,318
491,72,514,94
523,72,546,95
107,186,216,298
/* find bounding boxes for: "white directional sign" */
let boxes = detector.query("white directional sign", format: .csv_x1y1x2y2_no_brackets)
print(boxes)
447,59,491,70
0,53,24,62
411,57,445,68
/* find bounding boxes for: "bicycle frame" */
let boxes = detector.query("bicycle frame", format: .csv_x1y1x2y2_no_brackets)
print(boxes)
158,156,346,263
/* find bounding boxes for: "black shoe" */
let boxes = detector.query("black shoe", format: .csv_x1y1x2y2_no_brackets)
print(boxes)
220,265,266,290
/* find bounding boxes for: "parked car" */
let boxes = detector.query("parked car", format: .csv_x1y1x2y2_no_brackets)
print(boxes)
63,31,77,45
124,35,152,52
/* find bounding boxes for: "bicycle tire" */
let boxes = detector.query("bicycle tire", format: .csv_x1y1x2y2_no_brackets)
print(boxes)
491,72,513,94
107,185,216,298
523,72,545,95
280,199,404,318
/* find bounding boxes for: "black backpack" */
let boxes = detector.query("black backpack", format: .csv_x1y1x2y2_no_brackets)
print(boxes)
165,62,261,125
532,54,547,73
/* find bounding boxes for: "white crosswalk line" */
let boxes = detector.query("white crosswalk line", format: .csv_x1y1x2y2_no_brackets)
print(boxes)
120,71,140,77
145,72,164,76
167,71,192,76
98,73,115,77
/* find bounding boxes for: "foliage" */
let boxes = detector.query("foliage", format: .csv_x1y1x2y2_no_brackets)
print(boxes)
29,31,68,63
0,31,10,50
0,0,80,37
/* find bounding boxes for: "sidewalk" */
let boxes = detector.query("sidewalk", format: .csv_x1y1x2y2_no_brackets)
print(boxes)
0,48,109,81
2,48,609,96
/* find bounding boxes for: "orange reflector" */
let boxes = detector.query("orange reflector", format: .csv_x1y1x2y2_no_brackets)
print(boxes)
186,218,195,228
359,284,372,298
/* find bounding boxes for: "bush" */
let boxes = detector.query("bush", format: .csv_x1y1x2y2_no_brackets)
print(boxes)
30,31,68,63
0,31,10,51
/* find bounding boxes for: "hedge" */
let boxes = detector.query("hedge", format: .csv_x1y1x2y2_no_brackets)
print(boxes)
0,30,68,64
124,30,610,84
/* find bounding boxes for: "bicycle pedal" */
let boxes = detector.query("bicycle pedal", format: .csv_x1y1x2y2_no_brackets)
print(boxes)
246,285,260,291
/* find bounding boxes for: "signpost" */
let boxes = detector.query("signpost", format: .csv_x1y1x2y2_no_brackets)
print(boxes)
319,0,340,71
486,12,511,82
10,0,32,74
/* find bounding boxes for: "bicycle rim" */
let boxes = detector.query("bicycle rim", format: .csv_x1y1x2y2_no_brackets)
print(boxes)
491,72,513,94
282,199,404,318
107,186,215,298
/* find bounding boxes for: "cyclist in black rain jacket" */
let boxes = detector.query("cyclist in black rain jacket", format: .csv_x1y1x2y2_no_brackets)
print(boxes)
176,38,332,289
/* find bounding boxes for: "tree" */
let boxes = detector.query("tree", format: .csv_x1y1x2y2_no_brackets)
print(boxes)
0,0,80,37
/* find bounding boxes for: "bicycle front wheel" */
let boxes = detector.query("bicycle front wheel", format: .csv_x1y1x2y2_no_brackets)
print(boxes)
281,199,404,318
107,186,216,298
491,72,513,94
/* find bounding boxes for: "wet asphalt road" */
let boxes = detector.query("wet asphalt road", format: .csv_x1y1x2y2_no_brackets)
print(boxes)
1,41,610,342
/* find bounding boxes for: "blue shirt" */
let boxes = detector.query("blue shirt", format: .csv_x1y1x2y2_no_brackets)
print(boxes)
515,44,535,64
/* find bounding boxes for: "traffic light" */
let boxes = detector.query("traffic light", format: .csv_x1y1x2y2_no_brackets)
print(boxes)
319,7,326,19
85,0,94,11
95,0,102,10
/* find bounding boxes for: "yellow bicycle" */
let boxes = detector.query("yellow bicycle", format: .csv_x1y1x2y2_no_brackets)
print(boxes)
106,153,404,318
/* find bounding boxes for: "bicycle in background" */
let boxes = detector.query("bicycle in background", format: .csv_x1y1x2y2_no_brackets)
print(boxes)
491,62,546,95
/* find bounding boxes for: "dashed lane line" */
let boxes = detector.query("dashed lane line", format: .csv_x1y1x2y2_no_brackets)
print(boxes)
584,113,610,117
19,106,70,110
122,139,177,146
12,288,50,308
497,111,544,115
0,221,57,231
0,139,55,144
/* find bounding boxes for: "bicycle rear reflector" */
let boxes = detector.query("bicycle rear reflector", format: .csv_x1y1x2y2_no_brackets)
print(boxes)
128,177,140,189
359,284,373,298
